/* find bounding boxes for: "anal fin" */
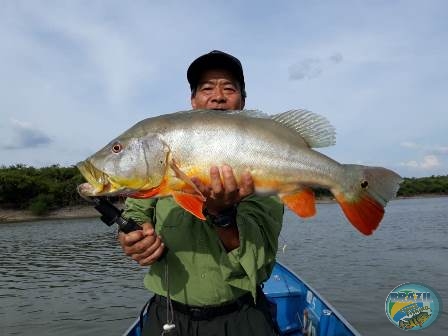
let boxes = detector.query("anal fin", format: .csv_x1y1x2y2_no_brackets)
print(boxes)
281,188,316,218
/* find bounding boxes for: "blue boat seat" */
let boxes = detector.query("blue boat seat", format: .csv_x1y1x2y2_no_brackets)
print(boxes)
264,266,304,335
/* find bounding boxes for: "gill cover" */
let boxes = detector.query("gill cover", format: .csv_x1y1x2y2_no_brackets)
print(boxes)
90,133,170,192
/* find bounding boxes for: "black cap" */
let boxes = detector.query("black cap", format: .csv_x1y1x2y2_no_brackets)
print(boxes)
187,50,246,98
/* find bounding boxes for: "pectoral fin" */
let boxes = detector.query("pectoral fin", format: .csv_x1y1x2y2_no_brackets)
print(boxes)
170,159,205,201
280,188,316,218
129,178,171,199
172,191,206,220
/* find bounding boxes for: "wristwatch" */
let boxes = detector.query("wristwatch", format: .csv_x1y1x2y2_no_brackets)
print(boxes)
204,205,237,228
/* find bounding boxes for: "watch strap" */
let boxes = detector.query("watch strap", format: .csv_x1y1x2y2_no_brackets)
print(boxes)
204,205,237,228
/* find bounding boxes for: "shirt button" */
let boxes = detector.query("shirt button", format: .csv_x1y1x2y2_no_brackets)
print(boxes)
201,274,206,279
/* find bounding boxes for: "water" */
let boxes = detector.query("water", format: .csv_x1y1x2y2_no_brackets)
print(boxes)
0,219,148,335
1,197,447,335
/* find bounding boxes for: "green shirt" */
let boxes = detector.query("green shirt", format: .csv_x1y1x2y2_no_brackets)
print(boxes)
123,195,283,305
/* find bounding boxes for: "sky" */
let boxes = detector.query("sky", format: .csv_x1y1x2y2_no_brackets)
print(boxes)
1,0,447,178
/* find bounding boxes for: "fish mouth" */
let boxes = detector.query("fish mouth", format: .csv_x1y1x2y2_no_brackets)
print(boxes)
76,161,142,197
76,161,116,196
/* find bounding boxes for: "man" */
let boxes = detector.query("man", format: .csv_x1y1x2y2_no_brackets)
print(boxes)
119,50,284,335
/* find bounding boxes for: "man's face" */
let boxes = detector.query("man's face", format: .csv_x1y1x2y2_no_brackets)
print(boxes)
191,69,245,110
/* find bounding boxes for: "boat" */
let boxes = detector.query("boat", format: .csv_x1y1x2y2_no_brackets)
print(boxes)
123,261,361,336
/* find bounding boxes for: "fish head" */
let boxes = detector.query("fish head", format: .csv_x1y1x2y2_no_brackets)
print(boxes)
77,133,170,197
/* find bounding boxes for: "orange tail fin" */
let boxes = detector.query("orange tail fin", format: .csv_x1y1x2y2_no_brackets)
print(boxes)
281,188,316,218
334,164,402,235
335,193,384,235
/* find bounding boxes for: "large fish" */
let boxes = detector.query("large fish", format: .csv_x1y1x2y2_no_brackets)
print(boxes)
77,109,402,235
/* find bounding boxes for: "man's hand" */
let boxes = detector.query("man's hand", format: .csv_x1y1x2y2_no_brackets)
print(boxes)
118,223,165,266
193,164,255,215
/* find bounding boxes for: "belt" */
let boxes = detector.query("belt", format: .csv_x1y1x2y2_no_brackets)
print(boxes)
152,292,254,320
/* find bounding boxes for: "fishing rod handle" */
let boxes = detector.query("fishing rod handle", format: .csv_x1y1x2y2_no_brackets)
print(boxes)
115,216,142,233
93,198,142,233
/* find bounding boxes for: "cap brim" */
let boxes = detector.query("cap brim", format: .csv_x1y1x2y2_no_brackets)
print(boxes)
187,52,244,89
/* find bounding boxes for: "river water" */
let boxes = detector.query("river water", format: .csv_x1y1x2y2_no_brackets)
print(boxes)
1,197,447,335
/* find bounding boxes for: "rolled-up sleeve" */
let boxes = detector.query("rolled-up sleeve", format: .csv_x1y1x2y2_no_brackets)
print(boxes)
220,195,284,296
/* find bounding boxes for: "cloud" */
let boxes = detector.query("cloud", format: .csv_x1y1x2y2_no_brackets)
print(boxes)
401,155,440,170
3,119,52,149
434,146,448,154
289,52,343,80
289,57,322,80
329,52,343,64
421,155,440,169
400,141,448,155
400,141,421,149
399,142,446,173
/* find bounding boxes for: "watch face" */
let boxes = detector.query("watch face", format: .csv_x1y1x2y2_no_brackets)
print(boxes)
215,219,233,227
206,206,237,228
210,214,232,227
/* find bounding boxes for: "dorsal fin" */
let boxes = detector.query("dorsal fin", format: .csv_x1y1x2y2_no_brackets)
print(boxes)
271,109,336,148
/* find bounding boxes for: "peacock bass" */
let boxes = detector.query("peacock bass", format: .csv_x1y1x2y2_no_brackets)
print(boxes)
77,109,402,235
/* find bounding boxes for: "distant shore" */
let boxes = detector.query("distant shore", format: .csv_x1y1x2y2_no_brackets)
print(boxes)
0,205,101,224
1,195,446,224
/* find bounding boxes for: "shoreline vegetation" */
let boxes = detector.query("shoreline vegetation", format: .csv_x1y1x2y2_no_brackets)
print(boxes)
1,164,447,224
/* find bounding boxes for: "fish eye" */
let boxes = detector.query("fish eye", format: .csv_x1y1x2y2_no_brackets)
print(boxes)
112,142,123,153
361,180,369,189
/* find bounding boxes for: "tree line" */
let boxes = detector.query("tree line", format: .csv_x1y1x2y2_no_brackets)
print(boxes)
0,164,87,215
0,165,447,215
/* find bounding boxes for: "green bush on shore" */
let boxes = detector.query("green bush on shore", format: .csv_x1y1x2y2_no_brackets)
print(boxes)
0,164,87,211
28,194,55,216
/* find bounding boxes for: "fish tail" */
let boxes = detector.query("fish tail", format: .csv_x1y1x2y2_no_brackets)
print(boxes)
333,164,402,235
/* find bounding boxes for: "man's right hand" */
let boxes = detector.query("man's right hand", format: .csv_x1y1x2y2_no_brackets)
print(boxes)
118,223,165,266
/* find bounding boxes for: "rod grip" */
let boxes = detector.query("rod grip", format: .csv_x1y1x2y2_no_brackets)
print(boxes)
93,198,142,233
